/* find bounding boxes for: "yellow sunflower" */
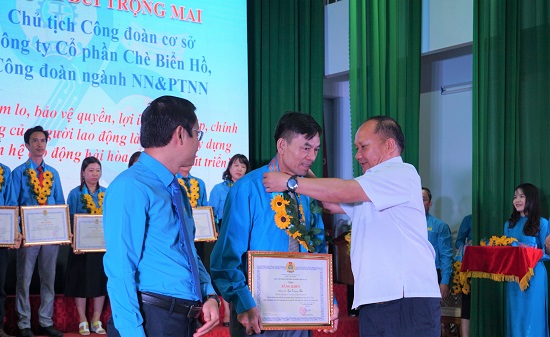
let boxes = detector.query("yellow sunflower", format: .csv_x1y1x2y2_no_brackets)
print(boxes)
190,185,200,193
36,195,47,204
31,177,40,186
274,212,292,229
42,187,51,195
270,195,289,213
27,170,37,178
43,171,53,179
42,179,52,188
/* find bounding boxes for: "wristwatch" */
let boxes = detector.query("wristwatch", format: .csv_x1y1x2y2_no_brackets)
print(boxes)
287,175,299,192
205,294,220,307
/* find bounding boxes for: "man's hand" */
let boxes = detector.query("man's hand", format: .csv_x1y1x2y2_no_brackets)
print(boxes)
237,306,262,335
10,232,22,249
262,172,291,193
318,304,339,333
194,298,219,337
440,284,450,299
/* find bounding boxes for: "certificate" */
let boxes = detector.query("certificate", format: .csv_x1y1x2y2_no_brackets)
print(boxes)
193,206,218,242
21,205,70,246
73,214,106,253
247,251,334,330
0,206,18,247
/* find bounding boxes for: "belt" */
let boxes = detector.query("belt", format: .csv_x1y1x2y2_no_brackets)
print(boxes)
139,292,202,318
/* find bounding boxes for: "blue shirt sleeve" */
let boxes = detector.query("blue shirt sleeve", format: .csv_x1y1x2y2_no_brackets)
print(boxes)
197,177,208,206
438,223,453,285
455,214,472,249
0,164,17,206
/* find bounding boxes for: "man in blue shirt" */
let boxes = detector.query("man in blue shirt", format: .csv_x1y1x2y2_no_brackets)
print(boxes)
12,126,65,337
103,95,219,337
0,162,21,337
211,112,339,337
422,187,453,299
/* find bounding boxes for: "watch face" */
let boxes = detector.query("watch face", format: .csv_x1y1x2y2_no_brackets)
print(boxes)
287,177,298,190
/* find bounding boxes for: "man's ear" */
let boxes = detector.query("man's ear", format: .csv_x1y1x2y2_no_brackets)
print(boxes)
386,138,396,152
276,138,286,154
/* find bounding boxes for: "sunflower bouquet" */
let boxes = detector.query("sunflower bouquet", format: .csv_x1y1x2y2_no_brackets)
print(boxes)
25,168,53,205
0,166,4,192
480,235,518,246
451,260,471,295
81,192,105,214
270,193,322,252
179,178,200,207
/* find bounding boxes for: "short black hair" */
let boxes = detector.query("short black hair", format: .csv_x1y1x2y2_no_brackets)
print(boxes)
273,111,322,144
422,187,432,201
366,116,405,153
128,151,141,168
24,126,49,144
140,96,197,148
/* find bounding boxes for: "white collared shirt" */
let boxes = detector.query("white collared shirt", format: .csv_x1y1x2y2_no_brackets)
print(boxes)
341,157,440,308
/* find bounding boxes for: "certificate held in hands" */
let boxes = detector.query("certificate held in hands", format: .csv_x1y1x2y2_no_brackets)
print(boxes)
247,251,334,330
73,214,106,253
20,205,71,246
0,206,19,247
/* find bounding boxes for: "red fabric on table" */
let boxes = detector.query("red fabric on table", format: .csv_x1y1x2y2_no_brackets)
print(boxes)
460,246,542,290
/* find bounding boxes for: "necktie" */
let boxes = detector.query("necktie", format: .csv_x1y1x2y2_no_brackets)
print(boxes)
170,178,202,299
288,192,300,252
37,166,44,187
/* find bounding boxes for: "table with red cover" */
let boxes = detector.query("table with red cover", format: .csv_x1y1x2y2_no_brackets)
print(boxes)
460,246,542,291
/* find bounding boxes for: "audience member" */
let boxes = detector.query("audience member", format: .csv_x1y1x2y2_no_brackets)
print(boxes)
208,154,250,326
127,151,141,168
0,162,21,337
64,157,107,335
504,183,549,336
422,187,453,299
456,214,472,337
12,126,65,337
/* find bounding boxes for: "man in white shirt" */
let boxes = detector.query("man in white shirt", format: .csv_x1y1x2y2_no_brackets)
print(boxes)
263,116,441,337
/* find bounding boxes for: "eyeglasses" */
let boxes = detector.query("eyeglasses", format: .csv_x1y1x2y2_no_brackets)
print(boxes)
193,128,204,141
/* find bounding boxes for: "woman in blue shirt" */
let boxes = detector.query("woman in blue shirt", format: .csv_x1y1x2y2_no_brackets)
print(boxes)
504,183,549,337
209,154,250,226
208,154,250,326
64,157,107,335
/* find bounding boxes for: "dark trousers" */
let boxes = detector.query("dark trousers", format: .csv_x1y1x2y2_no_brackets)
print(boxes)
107,301,198,337
0,248,7,330
358,297,441,337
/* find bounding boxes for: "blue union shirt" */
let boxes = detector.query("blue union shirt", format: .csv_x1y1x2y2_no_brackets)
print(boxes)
103,152,215,337
12,159,65,206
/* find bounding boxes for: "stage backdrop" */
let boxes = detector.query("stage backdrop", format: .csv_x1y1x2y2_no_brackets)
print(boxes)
0,0,249,197
0,0,248,295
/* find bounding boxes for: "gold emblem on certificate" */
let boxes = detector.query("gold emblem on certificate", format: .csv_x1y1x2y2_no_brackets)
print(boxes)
20,205,71,246
0,206,19,247
247,251,334,330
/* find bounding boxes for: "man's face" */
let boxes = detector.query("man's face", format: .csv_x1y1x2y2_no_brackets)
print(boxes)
354,121,390,173
25,131,47,158
422,190,432,213
277,133,320,176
